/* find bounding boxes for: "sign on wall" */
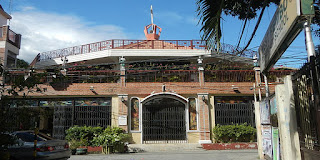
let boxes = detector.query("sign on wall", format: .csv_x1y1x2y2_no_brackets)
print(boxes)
262,125,273,158
260,100,271,124
259,0,315,73
119,115,127,126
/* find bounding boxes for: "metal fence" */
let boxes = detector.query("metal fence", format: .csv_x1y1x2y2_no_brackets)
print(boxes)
215,103,255,127
35,39,257,62
292,55,320,155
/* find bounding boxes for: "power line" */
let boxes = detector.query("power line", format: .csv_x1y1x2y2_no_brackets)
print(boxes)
237,0,268,56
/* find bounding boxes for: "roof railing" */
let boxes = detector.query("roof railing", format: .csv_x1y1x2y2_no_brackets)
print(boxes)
35,39,256,62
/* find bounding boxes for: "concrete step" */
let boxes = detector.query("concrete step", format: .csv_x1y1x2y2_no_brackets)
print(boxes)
127,143,203,152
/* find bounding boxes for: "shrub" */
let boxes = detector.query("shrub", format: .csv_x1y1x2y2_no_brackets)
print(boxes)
212,123,256,143
65,126,103,146
92,126,129,147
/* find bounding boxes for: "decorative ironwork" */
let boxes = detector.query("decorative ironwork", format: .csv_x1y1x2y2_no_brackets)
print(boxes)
74,106,111,127
215,98,255,126
142,98,187,143
53,105,73,140
50,98,111,140
292,57,320,152
35,39,257,62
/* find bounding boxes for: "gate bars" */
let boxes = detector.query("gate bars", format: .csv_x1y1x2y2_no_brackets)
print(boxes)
142,98,187,143
292,55,320,152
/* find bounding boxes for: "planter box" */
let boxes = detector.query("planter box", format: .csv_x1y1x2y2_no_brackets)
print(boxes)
202,142,257,150
79,146,102,153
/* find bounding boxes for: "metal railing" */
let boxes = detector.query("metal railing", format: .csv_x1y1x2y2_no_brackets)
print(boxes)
8,29,17,43
5,69,295,84
36,39,256,62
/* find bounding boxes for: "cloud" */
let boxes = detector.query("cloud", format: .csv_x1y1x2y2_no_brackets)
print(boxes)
9,8,128,63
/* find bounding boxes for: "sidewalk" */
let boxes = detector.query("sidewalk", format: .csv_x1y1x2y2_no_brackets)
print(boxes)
68,149,259,160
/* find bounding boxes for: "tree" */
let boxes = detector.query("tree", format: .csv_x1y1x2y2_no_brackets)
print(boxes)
0,62,42,158
16,59,29,69
197,0,320,50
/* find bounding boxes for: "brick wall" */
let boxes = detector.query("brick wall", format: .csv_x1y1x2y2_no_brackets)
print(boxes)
10,82,275,97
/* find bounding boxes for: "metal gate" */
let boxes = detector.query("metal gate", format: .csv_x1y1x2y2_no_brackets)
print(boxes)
142,97,187,143
53,106,73,140
292,56,320,158
74,106,111,127
215,103,255,126
52,98,112,140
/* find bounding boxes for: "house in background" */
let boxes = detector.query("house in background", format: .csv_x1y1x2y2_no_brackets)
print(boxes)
3,8,294,144
0,5,21,69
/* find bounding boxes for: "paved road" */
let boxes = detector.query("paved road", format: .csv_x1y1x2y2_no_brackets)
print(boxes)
68,150,259,160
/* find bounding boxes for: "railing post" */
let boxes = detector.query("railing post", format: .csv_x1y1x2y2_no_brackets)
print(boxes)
122,40,124,49
111,40,114,49
152,40,154,49
137,40,139,49
190,40,193,49
176,40,178,49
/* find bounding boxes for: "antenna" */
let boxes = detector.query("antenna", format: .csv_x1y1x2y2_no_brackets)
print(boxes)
150,5,154,24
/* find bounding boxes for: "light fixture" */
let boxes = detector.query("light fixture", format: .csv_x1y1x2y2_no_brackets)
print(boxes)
90,86,94,91
232,85,241,93
121,96,125,102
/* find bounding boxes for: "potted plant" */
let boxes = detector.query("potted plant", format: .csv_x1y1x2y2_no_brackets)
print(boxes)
69,140,81,155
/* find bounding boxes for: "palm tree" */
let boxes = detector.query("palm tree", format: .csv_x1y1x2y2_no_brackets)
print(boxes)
196,0,281,51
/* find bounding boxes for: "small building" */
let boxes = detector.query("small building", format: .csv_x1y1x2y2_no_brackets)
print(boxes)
2,8,294,144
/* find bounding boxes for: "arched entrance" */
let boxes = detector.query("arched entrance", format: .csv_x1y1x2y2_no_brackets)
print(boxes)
142,93,187,143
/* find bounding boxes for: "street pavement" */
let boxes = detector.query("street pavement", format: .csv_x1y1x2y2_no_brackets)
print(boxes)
68,149,259,160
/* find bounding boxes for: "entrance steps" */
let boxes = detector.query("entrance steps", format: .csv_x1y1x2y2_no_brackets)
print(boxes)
127,143,203,152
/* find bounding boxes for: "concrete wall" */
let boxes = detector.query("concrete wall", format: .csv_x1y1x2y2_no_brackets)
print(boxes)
187,132,200,143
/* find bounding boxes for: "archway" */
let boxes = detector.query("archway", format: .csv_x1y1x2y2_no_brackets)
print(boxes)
142,93,187,143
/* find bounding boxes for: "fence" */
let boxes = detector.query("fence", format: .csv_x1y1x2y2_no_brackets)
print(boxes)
292,55,320,157
36,39,257,62
215,102,255,127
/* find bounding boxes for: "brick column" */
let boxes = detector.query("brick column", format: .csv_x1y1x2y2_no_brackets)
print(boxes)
119,57,126,87
198,93,212,144
198,57,205,86
117,94,128,132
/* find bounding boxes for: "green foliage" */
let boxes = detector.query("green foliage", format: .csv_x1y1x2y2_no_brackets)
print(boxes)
65,126,129,149
212,123,256,143
196,0,320,48
65,126,103,146
92,126,130,147
16,59,29,69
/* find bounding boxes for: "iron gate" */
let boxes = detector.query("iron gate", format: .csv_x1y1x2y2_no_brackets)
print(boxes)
74,106,111,127
292,56,320,158
215,103,255,126
142,97,187,143
53,106,73,140
52,98,112,140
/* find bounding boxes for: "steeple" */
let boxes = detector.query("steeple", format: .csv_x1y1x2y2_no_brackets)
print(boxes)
144,5,162,40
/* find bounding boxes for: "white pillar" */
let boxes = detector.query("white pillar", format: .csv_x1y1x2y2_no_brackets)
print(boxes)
276,75,301,160
254,101,264,159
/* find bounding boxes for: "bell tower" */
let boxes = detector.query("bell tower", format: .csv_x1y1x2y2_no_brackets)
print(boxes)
144,5,162,40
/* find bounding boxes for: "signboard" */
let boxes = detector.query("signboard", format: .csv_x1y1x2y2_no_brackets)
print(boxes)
272,127,280,160
262,125,272,158
259,0,315,73
260,99,270,124
118,115,127,126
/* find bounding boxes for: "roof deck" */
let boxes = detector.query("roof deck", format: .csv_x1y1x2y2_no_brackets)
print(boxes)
32,39,256,65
